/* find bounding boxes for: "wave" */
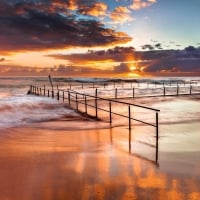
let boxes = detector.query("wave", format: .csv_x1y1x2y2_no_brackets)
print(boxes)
0,94,79,128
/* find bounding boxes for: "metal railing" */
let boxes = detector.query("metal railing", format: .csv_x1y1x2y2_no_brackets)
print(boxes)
29,85,160,163
58,80,199,91
71,85,200,99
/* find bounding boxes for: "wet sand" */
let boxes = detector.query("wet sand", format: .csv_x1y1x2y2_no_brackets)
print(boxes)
0,118,200,200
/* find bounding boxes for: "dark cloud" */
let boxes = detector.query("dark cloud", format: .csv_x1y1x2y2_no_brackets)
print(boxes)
0,0,132,54
49,46,200,75
184,46,196,51
0,64,114,76
47,46,136,64
145,58,200,75
141,43,163,50
154,43,162,49
114,63,130,73
141,44,154,50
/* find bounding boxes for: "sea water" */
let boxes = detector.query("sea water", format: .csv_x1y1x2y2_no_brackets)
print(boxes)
0,76,199,130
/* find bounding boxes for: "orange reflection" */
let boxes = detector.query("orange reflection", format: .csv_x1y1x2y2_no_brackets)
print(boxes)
0,125,200,199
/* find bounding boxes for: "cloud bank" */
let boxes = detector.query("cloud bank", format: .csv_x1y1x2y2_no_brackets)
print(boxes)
0,0,132,54
47,46,200,76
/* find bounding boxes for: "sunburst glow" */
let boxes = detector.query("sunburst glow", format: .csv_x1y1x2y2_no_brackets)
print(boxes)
130,65,136,71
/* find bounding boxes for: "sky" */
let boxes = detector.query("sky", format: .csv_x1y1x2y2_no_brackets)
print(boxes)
0,0,200,77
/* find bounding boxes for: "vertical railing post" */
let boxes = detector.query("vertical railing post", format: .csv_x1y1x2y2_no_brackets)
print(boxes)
44,85,45,96
104,83,106,88
115,88,117,99
57,90,59,100
63,91,64,102
40,88,41,95
48,89,49,97
70,84,71,90
68,91,71,105
95,88,98,118
190,85,192,95
129,129,132,153
109,101,112,124
52,90,54,98
82,83,83,89
85,95,87,114
163,87,166,96
76,93,78,110
155,112,159,163
128,105,131,130
133,88,135,98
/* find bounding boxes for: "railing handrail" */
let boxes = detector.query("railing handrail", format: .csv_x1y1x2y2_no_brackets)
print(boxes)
34,85,160,112
68,89,160,112
29,84,160,163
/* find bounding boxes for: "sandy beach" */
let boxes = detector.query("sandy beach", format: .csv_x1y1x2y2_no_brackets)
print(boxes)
0,107,200,200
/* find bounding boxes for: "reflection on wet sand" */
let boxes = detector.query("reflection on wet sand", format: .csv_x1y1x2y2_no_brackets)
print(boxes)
0,124,200,200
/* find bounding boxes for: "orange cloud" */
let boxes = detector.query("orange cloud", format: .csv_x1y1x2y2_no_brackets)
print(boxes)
78,2,108,17
51,0,77,11
110,6,134,23
130,0,157,10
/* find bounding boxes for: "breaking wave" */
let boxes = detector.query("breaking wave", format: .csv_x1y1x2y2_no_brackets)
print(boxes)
0,94,79,128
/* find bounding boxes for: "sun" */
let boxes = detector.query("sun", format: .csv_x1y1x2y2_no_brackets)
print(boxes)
130,65,136,71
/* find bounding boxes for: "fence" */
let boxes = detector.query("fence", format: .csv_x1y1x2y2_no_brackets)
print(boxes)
45,80,200,99
29,85,160,163
52,85,200,101
60,80,199,90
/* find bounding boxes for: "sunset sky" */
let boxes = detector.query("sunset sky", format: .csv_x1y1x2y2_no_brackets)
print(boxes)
0,0,200,77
